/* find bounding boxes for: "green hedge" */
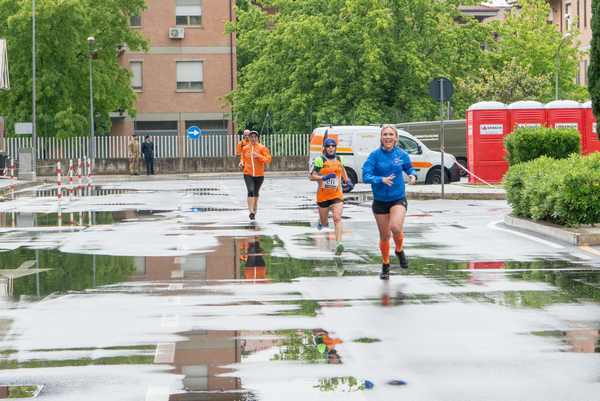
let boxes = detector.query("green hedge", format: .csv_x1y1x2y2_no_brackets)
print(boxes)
504,127,580,165
504,153,600,226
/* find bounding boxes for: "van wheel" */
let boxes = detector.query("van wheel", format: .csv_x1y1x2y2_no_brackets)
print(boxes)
425,167,449,185
456,157,468,177
344,167,358,193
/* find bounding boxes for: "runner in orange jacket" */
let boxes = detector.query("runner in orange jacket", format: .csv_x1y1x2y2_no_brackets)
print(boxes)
241,131,272,220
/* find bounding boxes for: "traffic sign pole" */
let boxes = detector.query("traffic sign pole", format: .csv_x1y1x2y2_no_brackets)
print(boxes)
440,80,445,199
429,77,453,200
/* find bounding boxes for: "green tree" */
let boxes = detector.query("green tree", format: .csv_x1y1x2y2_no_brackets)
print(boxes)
0,0,147,138
231,0,587,133
458,0,586,105
230,0,486,133
590,0,600,120
456,59,551,104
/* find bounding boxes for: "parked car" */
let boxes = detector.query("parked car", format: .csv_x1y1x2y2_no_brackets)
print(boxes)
309,125,461,190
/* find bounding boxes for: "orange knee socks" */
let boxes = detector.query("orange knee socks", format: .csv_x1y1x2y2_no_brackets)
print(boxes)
393,232,404,252
379,240,390,264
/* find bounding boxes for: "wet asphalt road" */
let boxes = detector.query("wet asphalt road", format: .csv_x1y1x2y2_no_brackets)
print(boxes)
0,176,598,401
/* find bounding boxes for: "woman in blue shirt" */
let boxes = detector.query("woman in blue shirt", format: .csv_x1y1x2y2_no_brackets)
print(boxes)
362,125,417,280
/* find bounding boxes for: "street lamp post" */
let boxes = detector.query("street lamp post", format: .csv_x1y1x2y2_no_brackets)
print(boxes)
87,36,95,161
555,33,571,100
32,0,36,178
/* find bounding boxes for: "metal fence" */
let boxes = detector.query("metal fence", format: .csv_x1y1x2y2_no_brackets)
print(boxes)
1,132,310,161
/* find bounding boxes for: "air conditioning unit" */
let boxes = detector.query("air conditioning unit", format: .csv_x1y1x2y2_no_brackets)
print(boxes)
169,27,185,39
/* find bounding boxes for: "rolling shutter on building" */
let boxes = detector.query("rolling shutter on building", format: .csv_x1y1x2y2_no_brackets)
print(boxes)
130,61,143,89
176,61,203,89
176,0,202,16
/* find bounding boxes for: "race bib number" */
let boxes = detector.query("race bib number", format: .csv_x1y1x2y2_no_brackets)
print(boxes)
324,177,338,189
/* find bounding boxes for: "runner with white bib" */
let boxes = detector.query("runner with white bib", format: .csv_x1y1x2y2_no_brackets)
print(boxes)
309,138,352,255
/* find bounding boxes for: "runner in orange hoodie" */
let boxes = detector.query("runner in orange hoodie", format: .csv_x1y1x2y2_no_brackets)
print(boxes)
241,131,272,220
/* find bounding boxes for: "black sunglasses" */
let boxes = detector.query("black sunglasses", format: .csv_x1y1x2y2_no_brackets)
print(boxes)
325,144,336,148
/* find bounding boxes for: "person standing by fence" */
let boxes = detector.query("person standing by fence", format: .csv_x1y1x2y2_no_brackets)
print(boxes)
241,130,272,221
128,135,140,175
141,136,155,175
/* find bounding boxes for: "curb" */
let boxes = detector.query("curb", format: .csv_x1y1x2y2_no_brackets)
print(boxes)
346,189,506,202
407,191,506,200
504,215,600,246
36,171,310,183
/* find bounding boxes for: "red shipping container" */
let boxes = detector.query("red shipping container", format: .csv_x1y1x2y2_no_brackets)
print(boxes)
466,101,509,184
581,101,600,154
508,101,545,131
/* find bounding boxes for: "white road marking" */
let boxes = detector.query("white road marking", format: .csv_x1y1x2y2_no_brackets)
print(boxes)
488,221,564,249
145,386,170,401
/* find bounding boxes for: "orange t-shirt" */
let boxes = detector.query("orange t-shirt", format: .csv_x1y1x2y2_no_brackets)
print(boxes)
312,155,344,203
241,142,272,177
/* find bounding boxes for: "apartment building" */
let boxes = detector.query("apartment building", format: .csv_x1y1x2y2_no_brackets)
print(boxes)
547,0,592,86
111,0,236,137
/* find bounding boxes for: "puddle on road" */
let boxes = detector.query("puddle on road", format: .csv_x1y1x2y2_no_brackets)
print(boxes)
1,223,600,399
0,210,167,228
0,385,42,399
314,376,370,392
27,186,223,199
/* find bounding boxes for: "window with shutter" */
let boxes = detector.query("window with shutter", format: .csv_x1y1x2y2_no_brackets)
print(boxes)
176,0,202,26
176,61,203,91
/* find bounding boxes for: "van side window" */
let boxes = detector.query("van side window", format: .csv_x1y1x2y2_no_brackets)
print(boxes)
398,136,420,154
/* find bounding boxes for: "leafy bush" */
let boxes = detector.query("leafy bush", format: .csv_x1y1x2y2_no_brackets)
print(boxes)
504,153,600,226
504,127,580,165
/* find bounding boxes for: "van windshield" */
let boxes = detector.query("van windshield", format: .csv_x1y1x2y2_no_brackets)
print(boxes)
398,136,420,154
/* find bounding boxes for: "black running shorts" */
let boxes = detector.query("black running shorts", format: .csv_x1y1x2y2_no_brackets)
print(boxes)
244,175,264,197
372,198,408,215
317,198,343,209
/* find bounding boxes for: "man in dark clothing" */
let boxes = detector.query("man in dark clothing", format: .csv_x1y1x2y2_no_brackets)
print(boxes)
141,136,155,175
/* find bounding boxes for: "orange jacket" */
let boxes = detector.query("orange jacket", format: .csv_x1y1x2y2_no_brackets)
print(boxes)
241,142,272,177
236,138,249,156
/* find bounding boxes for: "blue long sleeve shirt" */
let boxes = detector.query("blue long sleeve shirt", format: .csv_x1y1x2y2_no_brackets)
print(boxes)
362,146,417,202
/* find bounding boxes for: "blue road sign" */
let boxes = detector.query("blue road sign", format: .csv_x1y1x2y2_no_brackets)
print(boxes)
186,126,202,140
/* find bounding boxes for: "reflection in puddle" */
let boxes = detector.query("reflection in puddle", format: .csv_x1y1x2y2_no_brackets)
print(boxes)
271,329,343,365
314,377,369,392
1,217,600,400
0,250,135,298
0,385,42,399
532,330,600,353
0,210,167,228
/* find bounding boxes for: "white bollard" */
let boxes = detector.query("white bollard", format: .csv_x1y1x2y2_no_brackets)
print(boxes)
9,157,15,180
86,157,93,193
56,161,63,202
77,158,83,196
68,159,74,199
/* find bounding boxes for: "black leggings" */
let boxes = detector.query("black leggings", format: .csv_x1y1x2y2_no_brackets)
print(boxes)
244,175,264,197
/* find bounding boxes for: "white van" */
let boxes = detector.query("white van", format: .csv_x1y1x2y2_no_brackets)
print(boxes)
309,125,461,188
